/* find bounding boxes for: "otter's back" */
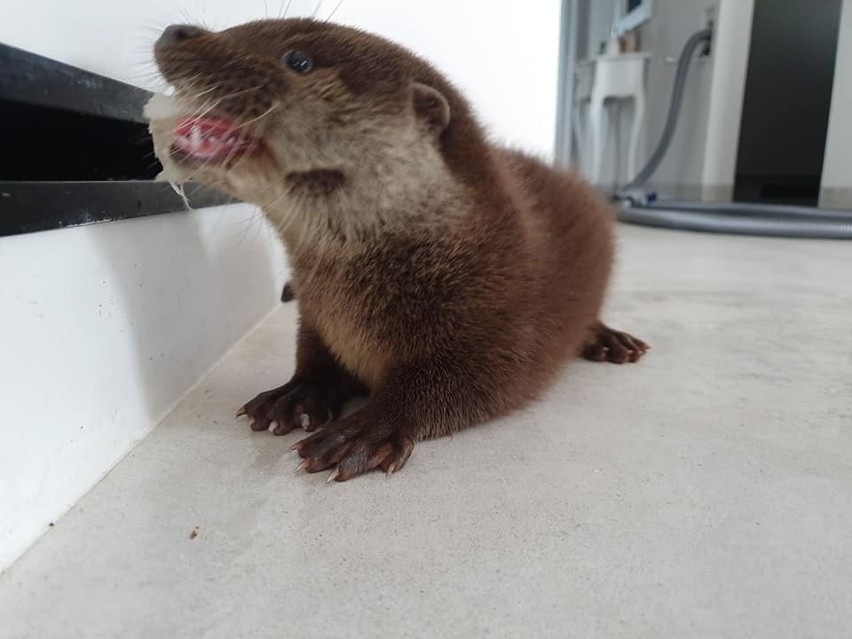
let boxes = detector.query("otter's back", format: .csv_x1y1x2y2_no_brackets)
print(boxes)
500,149,615,373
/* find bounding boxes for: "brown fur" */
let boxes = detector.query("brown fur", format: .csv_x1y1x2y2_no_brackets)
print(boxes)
150,18,648,481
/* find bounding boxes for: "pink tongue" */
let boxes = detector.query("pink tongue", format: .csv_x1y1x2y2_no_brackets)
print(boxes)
173,116,256,159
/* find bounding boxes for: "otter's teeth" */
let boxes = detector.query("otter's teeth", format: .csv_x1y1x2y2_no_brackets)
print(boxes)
190,125,203,148
169,115,259,160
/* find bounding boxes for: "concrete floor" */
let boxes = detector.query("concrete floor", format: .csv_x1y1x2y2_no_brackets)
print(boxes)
2,225,851,638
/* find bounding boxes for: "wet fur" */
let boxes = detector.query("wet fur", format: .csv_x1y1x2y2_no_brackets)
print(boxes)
150,18,647,479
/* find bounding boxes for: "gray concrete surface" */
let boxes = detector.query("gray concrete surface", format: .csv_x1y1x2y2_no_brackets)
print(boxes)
1,225,850,638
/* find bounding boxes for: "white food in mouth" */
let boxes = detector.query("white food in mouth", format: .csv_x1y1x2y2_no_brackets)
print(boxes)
144,93,193,185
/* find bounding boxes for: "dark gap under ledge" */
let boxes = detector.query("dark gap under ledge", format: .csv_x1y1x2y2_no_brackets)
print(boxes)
0,43,234,238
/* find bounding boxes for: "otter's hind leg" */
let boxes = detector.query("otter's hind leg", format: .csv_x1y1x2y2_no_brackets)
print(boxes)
581,321,649,364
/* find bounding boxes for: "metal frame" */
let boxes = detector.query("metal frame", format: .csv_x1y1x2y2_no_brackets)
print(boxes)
554,0,578,168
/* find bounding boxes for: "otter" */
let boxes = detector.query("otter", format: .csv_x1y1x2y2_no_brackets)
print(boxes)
147,18,648,481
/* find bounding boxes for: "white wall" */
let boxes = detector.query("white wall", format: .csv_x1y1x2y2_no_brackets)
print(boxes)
0,209,286,571
331,0,563,158
0,0,563,570
701,0,754,199
820,0,852,208
0,0,562,156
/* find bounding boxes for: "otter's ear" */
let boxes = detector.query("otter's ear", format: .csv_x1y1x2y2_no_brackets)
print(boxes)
411,82,450,135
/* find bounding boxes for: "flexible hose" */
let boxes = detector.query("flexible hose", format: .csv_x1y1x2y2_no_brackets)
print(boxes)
618,205,852,239
613,29,851,239
618,29,712,193
641,200,852,221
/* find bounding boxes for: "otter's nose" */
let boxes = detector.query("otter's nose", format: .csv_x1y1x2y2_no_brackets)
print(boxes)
157,24,205,48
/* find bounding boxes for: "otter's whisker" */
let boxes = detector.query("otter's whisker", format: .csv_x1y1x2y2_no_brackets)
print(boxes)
326,0,345,22
237,104,279,130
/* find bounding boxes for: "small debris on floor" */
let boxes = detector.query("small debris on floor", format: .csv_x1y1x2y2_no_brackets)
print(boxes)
189,527,199,540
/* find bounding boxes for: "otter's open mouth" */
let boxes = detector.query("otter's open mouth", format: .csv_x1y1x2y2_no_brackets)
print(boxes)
171,116,260,162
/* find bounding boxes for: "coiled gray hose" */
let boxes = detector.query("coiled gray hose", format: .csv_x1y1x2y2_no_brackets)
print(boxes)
615,29,852,239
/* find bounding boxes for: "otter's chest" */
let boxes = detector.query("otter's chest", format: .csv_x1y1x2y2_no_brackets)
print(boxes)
295,264,392,389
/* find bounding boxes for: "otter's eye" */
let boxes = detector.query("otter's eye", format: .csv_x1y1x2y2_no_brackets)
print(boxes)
282,50,314,74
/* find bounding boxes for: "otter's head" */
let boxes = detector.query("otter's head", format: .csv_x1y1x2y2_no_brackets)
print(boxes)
147,19,479,240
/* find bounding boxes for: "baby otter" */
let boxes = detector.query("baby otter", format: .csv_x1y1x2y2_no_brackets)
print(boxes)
148,18,648,481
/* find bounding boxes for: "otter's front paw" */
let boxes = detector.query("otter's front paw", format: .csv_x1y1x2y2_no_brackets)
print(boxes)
236,380,345,435
290,416,414,482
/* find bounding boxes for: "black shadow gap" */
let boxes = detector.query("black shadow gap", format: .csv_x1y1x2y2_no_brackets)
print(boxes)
0,43,235,237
